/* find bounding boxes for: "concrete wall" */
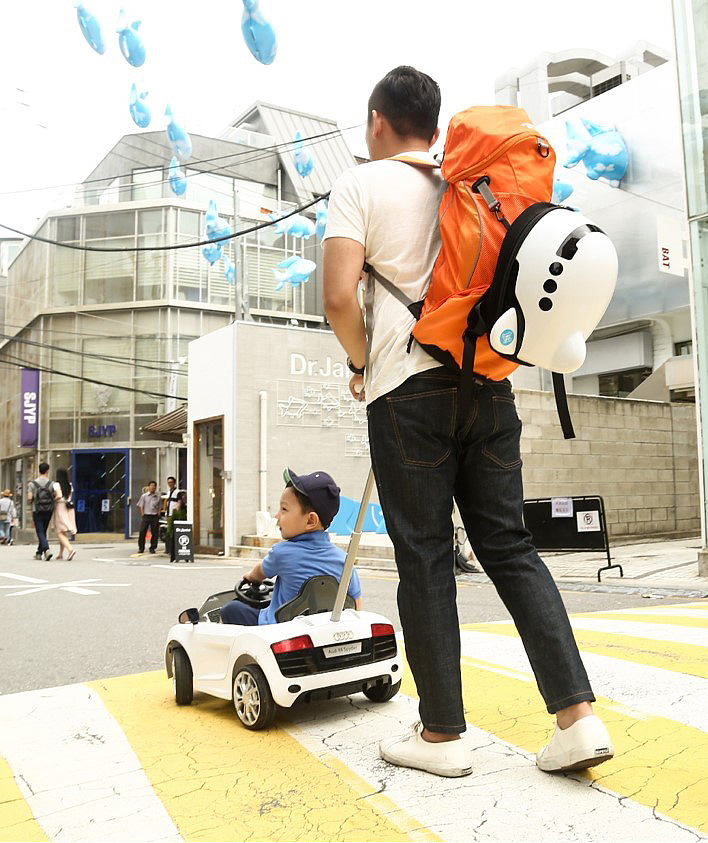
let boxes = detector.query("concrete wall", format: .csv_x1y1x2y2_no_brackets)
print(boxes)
517,389,700,537
188,323,701,547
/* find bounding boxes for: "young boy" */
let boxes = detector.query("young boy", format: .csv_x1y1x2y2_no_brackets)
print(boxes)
221,468,362,625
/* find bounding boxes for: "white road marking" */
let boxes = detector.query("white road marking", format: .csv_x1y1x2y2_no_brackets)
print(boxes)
460,628,708,731
0,572,48,584
1,578,131,597
0,683,183,842
150,564,246,570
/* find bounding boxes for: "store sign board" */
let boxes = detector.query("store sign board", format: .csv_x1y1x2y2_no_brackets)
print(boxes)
20,369,39,447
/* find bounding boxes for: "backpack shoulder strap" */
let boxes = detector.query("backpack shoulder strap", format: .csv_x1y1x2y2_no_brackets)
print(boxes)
552,372,576,439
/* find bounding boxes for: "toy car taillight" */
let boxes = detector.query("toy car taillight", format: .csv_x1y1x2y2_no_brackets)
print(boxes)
271,634,314,654
371,623,395,637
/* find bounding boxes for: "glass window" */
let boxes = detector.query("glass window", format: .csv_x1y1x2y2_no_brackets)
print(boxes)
194,418,224,552
57,216,79,242
176,210,204,302
134,336,163,417
52,236,81,306
674,0,708,217
80,337,132,415
85,211,134,239
84,245,135,304
131,169,164,202
136,209,164,301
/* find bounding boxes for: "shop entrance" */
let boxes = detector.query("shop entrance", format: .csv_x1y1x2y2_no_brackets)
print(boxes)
193,418,224,554
72,449,130,538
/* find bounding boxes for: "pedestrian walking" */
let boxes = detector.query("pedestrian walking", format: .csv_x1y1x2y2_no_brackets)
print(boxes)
137,480,161,554
28,461,54,560
164,475,179,556
50,467,77,560
0,490,17,545
323,66,612,778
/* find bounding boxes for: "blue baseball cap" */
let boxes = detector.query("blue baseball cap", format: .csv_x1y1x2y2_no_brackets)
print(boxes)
283,467,341,528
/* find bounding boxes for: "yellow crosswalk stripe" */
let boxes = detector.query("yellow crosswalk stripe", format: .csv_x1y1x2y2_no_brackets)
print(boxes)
568,612,708,628
462,622,708,679
89,671,433,843
428,610,708,834
0,754,47,842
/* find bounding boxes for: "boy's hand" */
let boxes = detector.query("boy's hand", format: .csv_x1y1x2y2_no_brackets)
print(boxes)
244,562,265,583
349,373,365,402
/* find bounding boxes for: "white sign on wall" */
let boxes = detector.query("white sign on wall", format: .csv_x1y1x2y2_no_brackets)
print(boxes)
551,497,573,518
277,379,367,429
657,216,688,277
576,510,601,532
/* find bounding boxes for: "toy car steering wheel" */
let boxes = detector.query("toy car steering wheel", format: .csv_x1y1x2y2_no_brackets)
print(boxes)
235,578,274,608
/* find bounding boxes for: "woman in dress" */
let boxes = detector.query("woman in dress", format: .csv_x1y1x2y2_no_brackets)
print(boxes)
50,467,77,560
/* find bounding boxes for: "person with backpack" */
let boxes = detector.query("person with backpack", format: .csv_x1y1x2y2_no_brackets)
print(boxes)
27,461,54,560
322,66,613,779
0,490,17,545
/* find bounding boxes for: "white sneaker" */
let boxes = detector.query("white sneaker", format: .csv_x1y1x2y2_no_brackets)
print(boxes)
536,715,614,772
379,721,474,777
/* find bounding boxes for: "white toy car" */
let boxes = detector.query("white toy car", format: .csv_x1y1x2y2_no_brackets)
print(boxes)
165,575,402,730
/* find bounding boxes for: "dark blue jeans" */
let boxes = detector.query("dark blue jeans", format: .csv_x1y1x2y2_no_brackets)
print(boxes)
367,367,595,734
33,511,52,554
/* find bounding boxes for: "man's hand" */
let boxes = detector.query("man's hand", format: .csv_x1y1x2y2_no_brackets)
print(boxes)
349,373,365,402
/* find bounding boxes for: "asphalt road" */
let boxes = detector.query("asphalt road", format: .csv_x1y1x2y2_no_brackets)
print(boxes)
0,541,697,695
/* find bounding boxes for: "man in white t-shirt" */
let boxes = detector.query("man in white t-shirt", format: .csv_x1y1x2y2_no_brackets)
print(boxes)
323,66,612,779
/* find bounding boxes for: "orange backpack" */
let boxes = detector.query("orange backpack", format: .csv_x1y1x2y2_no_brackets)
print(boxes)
410,105,555,379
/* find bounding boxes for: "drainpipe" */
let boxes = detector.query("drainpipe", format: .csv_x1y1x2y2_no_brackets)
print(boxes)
259,391,268,513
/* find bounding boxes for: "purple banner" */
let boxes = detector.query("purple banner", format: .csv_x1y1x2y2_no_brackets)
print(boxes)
21,368,39,447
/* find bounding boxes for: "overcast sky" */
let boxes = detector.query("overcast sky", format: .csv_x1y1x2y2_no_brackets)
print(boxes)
0,0,675,232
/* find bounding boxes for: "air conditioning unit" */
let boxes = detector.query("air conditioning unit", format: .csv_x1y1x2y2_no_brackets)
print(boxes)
590,62,637,97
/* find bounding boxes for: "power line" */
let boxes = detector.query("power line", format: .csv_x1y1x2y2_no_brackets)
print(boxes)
0,332,183,373
0,191,327,252
0,352,185,401
0,122,362,199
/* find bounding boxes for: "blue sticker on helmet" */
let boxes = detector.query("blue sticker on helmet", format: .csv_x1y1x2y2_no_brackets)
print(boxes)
500,329,515,346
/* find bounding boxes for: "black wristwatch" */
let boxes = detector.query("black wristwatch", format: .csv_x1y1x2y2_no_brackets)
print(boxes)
346,357,365,375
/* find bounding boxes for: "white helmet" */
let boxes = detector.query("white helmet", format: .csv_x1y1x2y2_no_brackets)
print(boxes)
488,207,618,373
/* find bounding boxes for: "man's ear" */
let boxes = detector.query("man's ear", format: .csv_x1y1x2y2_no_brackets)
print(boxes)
429,127,440,148
370,109,384,139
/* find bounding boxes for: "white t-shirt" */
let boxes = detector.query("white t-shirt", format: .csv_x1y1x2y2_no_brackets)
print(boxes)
324,151,445,404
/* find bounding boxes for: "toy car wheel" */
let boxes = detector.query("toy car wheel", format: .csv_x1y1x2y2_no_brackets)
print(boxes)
363,679,401,702
173,647,193,706
233,665,276,730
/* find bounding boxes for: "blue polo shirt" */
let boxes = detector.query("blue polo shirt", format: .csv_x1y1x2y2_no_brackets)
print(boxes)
259,530,362,625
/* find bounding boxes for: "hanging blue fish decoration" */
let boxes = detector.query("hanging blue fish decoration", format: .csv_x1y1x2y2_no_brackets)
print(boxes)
205,199,231,241
224,255,236,285
168,156,187,196
241,0,277,65
315,200,328,240
551,179,573,204
564,119,629,188
287,215,315,239
129,84,151,128
293,131,314,178
202,242,223,266
165,105,192,161
273,256,316,290
117,8,146,67
75,2,105,55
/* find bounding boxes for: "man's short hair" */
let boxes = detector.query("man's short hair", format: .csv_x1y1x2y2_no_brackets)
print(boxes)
39,462,49,474
167,476,176,483
367,65,440,142
148,480,157,487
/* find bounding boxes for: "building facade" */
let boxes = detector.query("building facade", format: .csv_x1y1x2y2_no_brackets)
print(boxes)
0,103,355,536
497,49,695,402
